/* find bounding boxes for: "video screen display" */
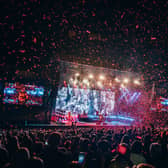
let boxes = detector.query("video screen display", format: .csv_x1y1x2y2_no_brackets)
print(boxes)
55,86,115,115
3,83,44,106
160,97,168,106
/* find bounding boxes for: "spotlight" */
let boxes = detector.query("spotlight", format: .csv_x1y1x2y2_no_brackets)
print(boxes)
115,78,120,83
83,79,88,84
75,73,80,77
120,83,125,88
89,74,94,79
123,78,129,84
97,81,102,87
134,79,140,85
99,75,105,80
86,82,90,86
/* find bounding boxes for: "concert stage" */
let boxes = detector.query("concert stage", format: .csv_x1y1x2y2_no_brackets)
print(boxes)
27,120,135,128
49,113,137,128
50,61,148,127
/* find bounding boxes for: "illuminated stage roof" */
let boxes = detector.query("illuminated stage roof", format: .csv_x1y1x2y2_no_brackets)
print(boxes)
58,60,144,89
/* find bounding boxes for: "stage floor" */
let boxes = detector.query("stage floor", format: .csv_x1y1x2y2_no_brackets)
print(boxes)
27,120,133,128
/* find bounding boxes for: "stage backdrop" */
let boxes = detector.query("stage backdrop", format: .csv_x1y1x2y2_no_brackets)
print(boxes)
55,86,115,115
51,61,149,122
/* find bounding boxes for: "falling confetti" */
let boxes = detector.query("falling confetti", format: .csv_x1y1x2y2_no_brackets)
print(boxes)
0,0,167,91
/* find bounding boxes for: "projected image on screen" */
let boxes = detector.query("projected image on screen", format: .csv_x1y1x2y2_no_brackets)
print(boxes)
100,91,115,115
55,86,115,115
3,83,44,106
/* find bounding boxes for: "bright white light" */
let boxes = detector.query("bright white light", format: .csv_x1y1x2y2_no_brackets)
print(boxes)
83,79,88,84
70,78,73,82
99,75,105,80
73,80,78,85
115,78,120,82
134,79,140,85
123,78,129,84
75,73,80,77
86,82,90,86
120,83,125,88
97,81,102,87
89,74,94,79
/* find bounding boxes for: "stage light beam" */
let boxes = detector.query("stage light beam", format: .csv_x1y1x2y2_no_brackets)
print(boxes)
134,79,140,85
99,75,105,80
97,81,103,87
75,73,80,77
123,78,129,84
89,74,94,79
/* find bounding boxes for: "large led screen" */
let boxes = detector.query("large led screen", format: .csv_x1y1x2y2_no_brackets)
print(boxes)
55,86,115,115
3,83,44,106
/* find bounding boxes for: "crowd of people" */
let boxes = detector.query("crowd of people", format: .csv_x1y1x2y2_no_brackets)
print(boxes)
0,126,167,168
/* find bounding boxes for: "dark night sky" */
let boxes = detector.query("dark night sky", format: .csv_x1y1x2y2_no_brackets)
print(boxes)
0,0,168,89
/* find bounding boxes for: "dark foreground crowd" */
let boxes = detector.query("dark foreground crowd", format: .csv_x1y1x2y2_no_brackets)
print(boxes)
0,126,168,168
